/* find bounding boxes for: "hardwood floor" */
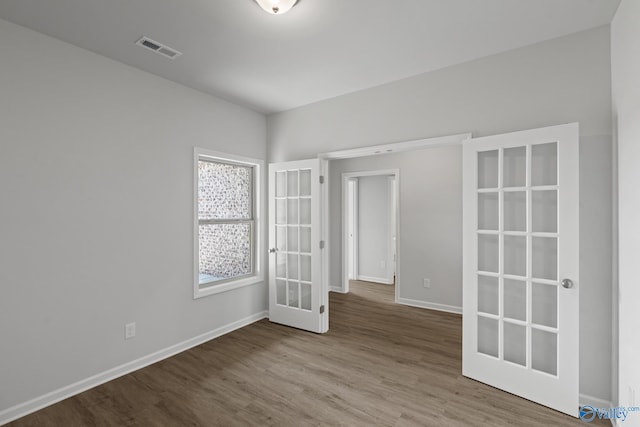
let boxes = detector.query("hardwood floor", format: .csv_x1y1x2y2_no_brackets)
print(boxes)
8,280,606,426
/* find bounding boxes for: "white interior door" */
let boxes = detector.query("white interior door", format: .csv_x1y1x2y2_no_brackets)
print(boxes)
462,123,579,416
268,159,327,333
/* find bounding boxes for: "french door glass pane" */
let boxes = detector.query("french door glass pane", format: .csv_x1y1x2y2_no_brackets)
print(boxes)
478,150,499,189
288,281,299,308
276,225,286,251
532,329,558,375
287,199,298,224
300,255,311,282
504,236,526,277
504,279,526,321
276,199,286,224
287,170,299,197
503,322,526,366
287,226,298,252
531,142,557,186
532,190,558,233
276,171,286,197
532,282,558,328
478,316,499,357
504,191,526,232
478,234,499,273
299,169,311,197
276,279,287,305
300,199,311,225
478,275,499,315
478,193,499,230
301,283,312,310
503,146,526,188
532,237,557,280
300,227,311,253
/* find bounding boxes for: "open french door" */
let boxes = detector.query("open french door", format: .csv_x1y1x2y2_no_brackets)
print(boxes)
268,159,328,333
462,123,579,416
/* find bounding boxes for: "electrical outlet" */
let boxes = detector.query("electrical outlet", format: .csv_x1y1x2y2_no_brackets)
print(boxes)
125,322,136,340
423,278,431,288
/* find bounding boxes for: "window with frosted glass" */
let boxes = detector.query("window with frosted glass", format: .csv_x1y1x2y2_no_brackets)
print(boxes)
198,159,254,285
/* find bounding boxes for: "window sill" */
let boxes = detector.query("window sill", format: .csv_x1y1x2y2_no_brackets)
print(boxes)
193,275,263,299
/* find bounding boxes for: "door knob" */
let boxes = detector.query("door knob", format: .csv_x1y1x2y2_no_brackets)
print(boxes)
561,278,574,289
269,248,277,253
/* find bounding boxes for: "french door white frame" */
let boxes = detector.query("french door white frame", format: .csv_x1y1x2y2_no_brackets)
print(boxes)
462,123,579,417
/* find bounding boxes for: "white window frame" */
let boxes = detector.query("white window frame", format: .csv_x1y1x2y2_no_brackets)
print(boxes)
194,147,264,299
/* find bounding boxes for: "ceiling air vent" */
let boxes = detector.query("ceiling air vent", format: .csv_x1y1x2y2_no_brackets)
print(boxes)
135,36,182,60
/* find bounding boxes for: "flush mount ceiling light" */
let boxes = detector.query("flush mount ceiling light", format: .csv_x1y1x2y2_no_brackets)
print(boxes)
255,0,298,15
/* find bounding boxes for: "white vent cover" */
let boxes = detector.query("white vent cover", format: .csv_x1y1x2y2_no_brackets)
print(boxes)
135,37,182,60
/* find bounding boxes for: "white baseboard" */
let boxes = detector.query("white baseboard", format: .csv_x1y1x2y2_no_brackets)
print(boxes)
330,286,347,293
357,275,393,285
0,311,268,426
396,297,462,314
579,394,617,427
579,393,612,409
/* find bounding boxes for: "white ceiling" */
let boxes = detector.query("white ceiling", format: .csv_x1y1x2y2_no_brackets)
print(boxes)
0,0,620,114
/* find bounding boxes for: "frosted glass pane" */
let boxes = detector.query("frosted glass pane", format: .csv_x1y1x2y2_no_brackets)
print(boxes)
287,171,298,197
478,234,499,273
504,236,526,277
276,279,286,305
532,190,557,233
532,283,558,328
504,279,526,321
288,281,299,308
276,171,286,197
532,329,557,375
300,255,311,282
504,322,526,366
300,199,311,225
288,254,298,280
300,169,311,197
300,227,311,253
503,146,526,188
478,193,499,230
478,150,499,189
532,237,557,280
287,226,298,252
478,275,499,315
276,199,286,225
276,253,286,278
276,226,286,252
287,199,298,224
504,192,526,232
532,142,557,186
301,283,312,310
478,316,499,357
198,160,252,220
199,223,251,280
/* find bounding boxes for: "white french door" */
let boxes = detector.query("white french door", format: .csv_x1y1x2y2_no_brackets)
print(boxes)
462,123,579,416
268,159,327,333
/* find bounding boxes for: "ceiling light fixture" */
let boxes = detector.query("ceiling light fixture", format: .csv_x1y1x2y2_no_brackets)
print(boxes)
255,0,298,15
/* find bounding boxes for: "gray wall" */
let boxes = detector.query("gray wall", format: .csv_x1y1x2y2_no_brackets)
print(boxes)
269,26,613,403
356,175,393,284
612,0,640,410
0,18,267,413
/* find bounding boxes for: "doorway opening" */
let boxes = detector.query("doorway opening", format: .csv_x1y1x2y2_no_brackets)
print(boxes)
342,170,398,295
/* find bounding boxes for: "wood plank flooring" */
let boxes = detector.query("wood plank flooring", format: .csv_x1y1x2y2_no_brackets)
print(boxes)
8,280,606,426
